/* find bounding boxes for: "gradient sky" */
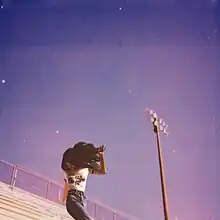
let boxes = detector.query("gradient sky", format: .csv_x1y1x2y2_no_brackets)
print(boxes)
0,1,219,220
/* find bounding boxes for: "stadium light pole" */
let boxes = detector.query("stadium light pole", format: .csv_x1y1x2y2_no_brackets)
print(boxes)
145,108,170,220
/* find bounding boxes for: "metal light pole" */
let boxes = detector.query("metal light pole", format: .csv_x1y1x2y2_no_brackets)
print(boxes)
145,108,170,220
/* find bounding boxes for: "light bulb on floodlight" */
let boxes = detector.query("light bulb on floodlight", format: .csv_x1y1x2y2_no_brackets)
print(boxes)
150,117,155,123
153,112,157,119
145,108,154,115
149,109,154,115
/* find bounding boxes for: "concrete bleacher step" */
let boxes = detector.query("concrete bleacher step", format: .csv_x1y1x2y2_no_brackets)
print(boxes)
0,183,72,220
0,191,54,219
0,197,50,220
1,193,53,214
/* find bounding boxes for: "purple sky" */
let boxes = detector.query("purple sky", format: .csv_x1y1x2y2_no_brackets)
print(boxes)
0,1,219,220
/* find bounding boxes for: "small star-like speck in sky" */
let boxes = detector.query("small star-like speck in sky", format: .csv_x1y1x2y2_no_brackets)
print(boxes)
207,36,211,40
128,89,132,93
1,79,6,84
172,149,176,153
119,7,122,11
0,6,3,9
56,130,60,134
214,29,218,33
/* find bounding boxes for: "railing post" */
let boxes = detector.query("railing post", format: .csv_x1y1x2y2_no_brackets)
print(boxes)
113,212,117,220
58,187,63,204
9,165,18,189
46,180,50,200
94,203,97,219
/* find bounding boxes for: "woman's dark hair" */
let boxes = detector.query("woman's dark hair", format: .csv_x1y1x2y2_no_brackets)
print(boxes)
61,141,100,172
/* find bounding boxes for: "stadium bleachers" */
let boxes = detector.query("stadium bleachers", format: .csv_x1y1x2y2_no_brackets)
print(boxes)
0,160,138,220
0,182,72,220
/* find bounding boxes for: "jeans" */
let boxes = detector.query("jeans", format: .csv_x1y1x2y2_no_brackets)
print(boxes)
66,190,92,220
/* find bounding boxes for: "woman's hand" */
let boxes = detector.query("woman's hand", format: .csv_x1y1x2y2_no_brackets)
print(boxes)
98,145,106,154
92,145,107,175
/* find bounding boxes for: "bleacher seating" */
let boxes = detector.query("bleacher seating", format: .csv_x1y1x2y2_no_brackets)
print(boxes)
0,160,138,220
0,182,72,220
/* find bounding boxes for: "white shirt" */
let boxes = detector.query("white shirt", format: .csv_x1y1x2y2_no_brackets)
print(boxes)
64,168,89,192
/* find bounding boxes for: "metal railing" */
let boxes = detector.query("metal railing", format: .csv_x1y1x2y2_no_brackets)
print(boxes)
0,160,137,220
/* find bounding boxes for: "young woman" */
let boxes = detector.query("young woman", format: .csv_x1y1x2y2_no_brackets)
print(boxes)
61,145,106,220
